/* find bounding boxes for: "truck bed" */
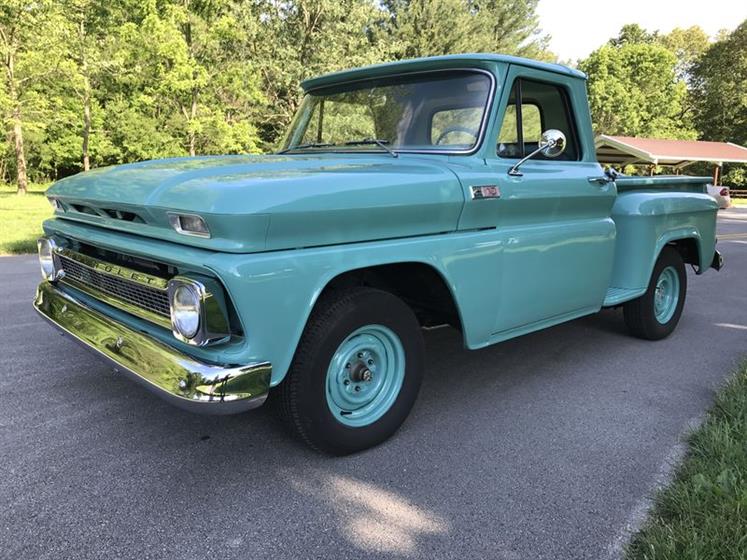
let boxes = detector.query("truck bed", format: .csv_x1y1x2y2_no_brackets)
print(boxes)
614,175,710,193
602,174,718,307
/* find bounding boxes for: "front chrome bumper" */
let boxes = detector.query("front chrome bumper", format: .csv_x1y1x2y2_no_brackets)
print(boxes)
33,281,271,414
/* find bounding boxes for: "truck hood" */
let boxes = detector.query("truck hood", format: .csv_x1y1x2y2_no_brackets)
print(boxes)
47,154,465,253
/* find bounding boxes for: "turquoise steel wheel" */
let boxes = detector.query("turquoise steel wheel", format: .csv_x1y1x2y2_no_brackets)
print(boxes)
280,287,425,455
325,325,406,427
624,246,687,341
653,266,680,324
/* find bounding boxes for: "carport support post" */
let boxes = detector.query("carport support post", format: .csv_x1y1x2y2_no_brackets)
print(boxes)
712,164,720,186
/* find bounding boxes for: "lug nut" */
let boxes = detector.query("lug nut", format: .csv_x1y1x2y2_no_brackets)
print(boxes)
354,386,361,392
367,359,374,365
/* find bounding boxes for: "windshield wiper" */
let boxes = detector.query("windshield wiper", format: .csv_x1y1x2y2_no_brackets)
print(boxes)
278,142,335,154
343,138,398,158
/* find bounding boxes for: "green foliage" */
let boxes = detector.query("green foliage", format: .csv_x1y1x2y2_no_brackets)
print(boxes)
380,0,551,61
626,362,747,559
251,0,390,147
580,42,695,139
691,22,747,147
0,0,68,189
659,26,709,83
585,21,746,185
0,0,555,175
0,2,743,192
608,23,659,47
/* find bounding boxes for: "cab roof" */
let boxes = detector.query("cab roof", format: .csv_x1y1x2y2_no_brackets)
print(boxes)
301,53,586,91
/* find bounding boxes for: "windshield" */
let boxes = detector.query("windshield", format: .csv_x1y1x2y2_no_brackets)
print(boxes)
281,70,493,154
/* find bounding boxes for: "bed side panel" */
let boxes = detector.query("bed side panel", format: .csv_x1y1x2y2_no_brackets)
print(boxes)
609,190,718,291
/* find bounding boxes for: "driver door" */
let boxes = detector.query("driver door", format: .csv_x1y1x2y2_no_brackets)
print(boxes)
485,68,617,334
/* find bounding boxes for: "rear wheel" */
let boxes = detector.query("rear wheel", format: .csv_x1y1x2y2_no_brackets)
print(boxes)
279,287,424,455
623,246,687,340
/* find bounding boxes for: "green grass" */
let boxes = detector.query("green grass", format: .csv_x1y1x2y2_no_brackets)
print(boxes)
626,362,747,560
731,198,747,208
0,183,52,255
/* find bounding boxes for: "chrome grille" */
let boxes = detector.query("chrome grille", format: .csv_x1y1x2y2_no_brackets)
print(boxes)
58,253,170,319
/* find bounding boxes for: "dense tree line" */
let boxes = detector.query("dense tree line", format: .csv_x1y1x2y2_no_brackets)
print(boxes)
0,1,743,193
0,0,550,193
580,22,747,185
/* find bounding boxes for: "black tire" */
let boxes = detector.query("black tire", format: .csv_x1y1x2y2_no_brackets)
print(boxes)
623,246,687,340
279,287,425,455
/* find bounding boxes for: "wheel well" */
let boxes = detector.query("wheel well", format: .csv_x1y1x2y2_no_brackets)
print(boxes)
667,238,699,267
319,263,462,331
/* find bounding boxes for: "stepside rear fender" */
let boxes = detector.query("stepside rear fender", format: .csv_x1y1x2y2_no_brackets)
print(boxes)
608,191,718,291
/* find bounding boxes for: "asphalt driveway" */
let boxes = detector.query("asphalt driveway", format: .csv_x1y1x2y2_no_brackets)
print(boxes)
1,209,746,560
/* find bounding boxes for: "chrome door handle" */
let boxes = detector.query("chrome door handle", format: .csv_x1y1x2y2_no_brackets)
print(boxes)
588,176,612,185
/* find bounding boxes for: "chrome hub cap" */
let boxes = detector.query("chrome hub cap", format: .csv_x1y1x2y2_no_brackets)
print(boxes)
325,325,405,427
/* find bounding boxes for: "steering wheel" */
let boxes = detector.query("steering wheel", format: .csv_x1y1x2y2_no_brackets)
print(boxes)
435,126,479,146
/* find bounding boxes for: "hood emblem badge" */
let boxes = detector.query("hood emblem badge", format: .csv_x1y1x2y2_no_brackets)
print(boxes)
470,185,501,200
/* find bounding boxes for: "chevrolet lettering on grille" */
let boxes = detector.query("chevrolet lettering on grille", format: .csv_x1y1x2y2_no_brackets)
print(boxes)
95,262,162,286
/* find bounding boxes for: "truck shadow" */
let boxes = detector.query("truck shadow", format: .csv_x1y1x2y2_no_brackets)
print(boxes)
77,306,631,455
36,305,675,557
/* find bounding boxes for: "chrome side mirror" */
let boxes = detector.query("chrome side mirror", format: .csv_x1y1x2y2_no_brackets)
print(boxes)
539,129,566,158
508,129,567,176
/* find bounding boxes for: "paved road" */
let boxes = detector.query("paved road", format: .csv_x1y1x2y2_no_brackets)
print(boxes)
2,209,746,560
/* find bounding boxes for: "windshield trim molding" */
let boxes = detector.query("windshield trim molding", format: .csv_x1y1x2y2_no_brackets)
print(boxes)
285,68,497,157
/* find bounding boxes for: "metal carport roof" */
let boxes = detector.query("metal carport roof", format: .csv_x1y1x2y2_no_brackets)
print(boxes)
595,135,747,168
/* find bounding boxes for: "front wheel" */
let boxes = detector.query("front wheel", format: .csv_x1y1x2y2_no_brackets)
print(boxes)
279,287,424,455
623,246,687,340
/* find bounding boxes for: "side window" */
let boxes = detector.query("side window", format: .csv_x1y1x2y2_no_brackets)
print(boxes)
520,104,542,144
497,78,579,161
497,83,520,158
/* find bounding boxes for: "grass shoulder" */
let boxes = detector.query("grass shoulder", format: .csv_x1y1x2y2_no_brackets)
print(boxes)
626,361,747,559
0,183,52,255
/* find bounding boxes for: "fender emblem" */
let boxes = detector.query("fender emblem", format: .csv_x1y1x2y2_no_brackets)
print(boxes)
470,185,501,199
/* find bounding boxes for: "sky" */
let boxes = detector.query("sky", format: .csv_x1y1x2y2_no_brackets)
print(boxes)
537,0,747,62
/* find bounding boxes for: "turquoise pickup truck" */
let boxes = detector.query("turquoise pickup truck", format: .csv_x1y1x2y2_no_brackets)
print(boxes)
34,54,723,454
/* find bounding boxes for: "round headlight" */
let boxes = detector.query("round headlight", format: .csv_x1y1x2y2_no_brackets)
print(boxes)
171,284,201,339
37,238,58,281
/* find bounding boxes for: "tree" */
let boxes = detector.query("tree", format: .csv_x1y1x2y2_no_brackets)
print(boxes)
691,20,747,187
56,1,129,172
249,0,388,147
98,0,266,160
660,26,709,83
0,0,60,193
691,21,747,146
380,0,551,61
579,42,695,139
379,0,480,59
608,23,658,47
0,0,562,181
